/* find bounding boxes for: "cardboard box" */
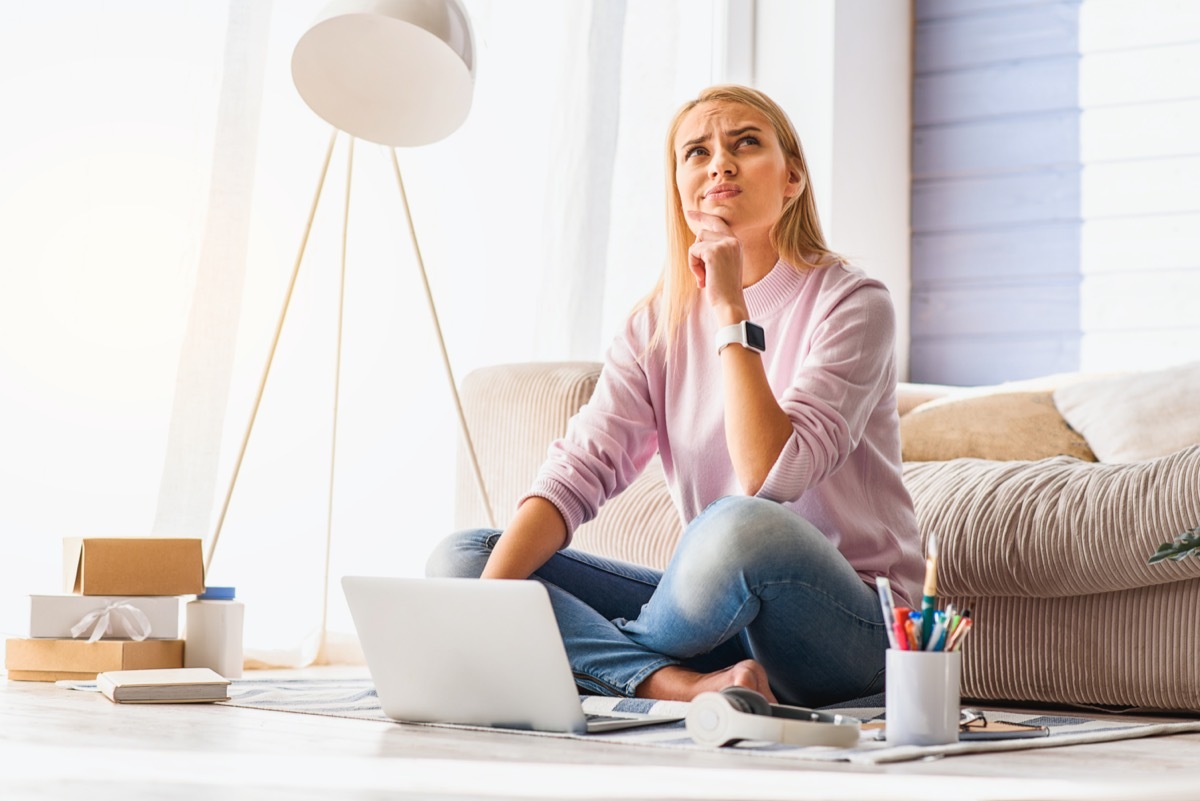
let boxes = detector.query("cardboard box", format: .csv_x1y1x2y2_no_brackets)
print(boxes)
29,595,181,639
5,638,184,681
63,538,204,596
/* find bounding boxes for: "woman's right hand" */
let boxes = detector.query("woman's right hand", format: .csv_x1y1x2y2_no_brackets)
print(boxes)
686,209,750,325
479,497,569,580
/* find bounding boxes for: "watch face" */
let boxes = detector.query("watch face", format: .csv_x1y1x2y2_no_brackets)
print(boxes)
746,322,766,352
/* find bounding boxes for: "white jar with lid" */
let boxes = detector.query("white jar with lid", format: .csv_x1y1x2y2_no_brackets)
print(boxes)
184,586,244,679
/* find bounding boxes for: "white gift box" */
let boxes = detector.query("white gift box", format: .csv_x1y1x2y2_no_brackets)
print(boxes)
29,595,181,640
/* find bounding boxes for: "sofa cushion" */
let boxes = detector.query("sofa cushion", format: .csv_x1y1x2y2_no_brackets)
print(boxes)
455,362,602,531
896,382,955,416
900,391,1096,462
902,445,1200,598
1053,360,1200,463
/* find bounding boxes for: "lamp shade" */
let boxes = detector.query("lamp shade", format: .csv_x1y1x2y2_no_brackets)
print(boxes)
292,0,475,147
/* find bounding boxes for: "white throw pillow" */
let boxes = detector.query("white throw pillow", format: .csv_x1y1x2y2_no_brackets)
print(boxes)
1053,361,1200,462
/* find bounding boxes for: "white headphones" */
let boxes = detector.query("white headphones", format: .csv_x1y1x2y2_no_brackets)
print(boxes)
685,687,861,748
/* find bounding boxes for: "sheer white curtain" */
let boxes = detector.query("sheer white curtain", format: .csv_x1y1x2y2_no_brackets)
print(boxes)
0,0,730,664
0,4,232,641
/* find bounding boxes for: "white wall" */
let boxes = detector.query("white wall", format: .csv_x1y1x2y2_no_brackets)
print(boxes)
909,0,1081,385
909,0,1198,384
754,0,914,380
1078,0,1200,370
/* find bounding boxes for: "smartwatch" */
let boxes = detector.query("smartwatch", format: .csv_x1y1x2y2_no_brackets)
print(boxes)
715,321,766,355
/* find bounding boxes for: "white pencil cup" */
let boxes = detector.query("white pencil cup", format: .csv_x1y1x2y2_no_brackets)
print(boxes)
885,649,961,746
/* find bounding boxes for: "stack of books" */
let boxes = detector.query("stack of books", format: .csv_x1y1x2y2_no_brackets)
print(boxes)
4,538,205,681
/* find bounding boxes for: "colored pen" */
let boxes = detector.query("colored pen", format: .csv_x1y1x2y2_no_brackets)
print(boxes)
926,612,946,652
893,608,911,650
904,618,918,651
947,618,973,651
902,613,921,652
956,609,971,639
908,609,923,650
875,577,899,649
921,531,939,651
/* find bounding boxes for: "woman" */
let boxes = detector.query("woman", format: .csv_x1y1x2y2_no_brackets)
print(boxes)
428,85,923,707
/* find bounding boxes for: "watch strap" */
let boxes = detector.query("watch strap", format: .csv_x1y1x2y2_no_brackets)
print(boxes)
715,321,766,355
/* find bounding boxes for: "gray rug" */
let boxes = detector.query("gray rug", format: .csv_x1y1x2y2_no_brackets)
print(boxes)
207,678,1200,765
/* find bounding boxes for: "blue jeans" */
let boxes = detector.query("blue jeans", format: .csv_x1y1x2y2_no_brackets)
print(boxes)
426,496,887,706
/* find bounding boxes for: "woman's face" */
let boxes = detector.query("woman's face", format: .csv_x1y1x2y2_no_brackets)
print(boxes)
674,101,802,238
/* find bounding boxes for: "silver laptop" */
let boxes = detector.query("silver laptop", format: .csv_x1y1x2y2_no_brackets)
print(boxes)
342,576,683,734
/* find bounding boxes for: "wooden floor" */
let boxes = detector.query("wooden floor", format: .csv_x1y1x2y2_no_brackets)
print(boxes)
5,666,1200,800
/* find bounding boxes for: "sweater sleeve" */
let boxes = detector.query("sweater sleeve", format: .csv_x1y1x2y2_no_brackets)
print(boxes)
756,281,896,503
519,315,660,545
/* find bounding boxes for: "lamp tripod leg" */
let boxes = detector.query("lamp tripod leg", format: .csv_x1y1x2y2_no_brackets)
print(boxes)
317,137,354,662
387,148,498,530
204,128,342,574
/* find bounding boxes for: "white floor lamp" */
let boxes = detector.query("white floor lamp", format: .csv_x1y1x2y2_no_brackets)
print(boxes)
204,0,497,645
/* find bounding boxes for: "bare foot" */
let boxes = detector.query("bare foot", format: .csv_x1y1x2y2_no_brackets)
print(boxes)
635,659,778,704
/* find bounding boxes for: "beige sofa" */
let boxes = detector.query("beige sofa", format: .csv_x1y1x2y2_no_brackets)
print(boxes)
455,361,1200,713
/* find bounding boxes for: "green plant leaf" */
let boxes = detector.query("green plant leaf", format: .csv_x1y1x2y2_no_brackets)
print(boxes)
1148,524,1200,565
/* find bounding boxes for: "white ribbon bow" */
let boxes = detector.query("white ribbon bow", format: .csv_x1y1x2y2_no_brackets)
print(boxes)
70,600,153,643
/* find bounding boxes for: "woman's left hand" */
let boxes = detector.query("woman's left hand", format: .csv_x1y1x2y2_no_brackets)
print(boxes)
686,210,747,318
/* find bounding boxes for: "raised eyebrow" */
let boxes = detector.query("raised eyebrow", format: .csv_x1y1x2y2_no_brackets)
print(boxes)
726,126,762,138
679,126,763,153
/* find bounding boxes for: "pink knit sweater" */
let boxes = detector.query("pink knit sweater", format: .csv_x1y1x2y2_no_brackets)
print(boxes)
523,260,924,607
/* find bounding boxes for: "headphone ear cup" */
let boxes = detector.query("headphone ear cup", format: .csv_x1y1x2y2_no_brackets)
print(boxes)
718,686,772,716
685,692,740,747
687,690,863,749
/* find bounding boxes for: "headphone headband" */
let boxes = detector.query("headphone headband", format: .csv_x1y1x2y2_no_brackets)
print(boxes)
685,689,861,748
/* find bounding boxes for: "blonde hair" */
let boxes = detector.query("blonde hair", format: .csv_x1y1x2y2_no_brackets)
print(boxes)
638,85,838,352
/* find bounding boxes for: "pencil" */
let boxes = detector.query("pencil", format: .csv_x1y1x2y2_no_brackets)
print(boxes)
921,531,939,650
